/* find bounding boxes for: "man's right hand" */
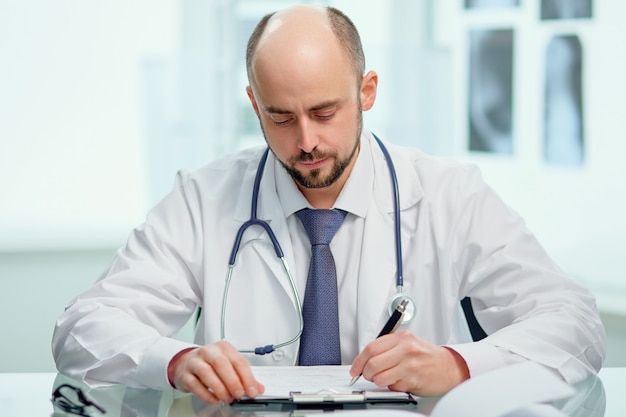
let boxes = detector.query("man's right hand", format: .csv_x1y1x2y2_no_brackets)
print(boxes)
168,341,265,404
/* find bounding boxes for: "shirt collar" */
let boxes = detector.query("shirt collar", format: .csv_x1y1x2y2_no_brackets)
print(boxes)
275,131,373,219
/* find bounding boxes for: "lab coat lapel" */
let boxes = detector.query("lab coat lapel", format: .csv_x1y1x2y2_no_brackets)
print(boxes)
357,202,398,348
232,150,300,311
356,135,423,350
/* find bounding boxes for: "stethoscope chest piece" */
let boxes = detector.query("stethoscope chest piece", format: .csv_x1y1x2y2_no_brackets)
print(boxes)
388,292,416,324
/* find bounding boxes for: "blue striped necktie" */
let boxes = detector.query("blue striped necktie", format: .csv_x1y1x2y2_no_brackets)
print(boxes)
296,208,347,366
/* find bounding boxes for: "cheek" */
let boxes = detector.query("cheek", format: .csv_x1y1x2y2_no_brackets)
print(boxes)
262,127,298,158
332,116,360,149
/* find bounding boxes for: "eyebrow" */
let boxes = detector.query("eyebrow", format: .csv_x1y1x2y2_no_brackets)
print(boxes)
263,99,342,115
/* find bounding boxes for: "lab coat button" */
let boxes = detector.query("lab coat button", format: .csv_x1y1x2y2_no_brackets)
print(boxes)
272,349,285,361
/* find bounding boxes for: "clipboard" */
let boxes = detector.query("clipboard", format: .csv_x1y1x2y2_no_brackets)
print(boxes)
231,388,417,411
233,366,418,411
290,389,366,403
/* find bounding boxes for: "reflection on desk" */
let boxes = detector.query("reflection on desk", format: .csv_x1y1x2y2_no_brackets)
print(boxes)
0,368,624,417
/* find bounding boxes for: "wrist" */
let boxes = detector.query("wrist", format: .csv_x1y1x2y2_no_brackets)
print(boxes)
167,347,198,388
443,346,470,386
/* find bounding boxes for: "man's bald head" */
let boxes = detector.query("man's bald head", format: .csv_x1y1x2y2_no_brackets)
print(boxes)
246,5,365,87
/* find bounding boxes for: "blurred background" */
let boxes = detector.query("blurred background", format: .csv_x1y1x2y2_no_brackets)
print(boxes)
1,0,624,372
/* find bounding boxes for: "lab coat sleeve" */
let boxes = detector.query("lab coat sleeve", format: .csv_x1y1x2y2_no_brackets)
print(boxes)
446,165,606,383
52,171,204,390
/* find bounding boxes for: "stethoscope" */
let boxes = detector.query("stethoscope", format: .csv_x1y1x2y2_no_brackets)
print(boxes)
220,135,416,355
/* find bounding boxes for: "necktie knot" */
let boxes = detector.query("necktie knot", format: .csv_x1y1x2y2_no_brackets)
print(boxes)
297,209,347,246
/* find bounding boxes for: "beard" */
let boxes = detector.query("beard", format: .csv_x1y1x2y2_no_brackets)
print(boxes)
281,134,360,189
261,110,363,189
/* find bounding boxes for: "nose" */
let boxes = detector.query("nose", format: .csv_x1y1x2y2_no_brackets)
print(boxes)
296,119,319,154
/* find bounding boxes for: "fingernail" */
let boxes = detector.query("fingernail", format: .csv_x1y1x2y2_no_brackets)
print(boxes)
247,386,259,397
234,389,245,399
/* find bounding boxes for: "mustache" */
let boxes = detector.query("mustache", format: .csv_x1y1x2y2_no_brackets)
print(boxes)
290,150,336,163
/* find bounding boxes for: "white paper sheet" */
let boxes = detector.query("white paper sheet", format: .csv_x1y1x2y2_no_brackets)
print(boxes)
251,365,408,399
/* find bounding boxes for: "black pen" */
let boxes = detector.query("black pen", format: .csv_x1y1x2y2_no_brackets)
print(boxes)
349,298,409,386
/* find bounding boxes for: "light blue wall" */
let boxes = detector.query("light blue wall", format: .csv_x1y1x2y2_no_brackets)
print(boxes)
0,250,195,372
1,0,624,372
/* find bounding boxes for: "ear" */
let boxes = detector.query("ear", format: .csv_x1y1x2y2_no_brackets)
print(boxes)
360,70,378,111
246,85,260,116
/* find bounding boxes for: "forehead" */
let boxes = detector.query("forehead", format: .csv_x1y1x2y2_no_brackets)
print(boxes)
250,42,356,110
249,7,358,107
252,65,356,114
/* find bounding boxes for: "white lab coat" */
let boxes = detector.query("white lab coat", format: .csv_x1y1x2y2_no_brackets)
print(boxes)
52,131,606,391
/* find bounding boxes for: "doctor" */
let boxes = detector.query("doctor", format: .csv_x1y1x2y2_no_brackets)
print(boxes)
52,4,606,406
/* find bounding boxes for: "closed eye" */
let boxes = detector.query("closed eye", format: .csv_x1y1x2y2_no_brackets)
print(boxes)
314,111,336,122
270,115,294,126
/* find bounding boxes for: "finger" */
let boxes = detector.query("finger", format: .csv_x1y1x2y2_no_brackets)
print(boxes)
350,352,366,378
366,357,405,388
227,351,265,398
205,341,267,401
207,342,261,400
218,346,265,398
350,333,398,377
195,370,234,404
193,359,239,404
360,335,410,383
350,343,377,377
184,373,222,405
215,341,265,398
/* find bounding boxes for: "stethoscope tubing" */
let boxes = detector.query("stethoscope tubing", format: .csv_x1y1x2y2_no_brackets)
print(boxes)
221,135,414,355
221,148,304,354
372,134,404,290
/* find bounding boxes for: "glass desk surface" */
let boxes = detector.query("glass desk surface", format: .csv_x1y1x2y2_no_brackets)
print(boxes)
1,367,624,417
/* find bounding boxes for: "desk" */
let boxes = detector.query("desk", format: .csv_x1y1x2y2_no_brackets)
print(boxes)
1,368,624,417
